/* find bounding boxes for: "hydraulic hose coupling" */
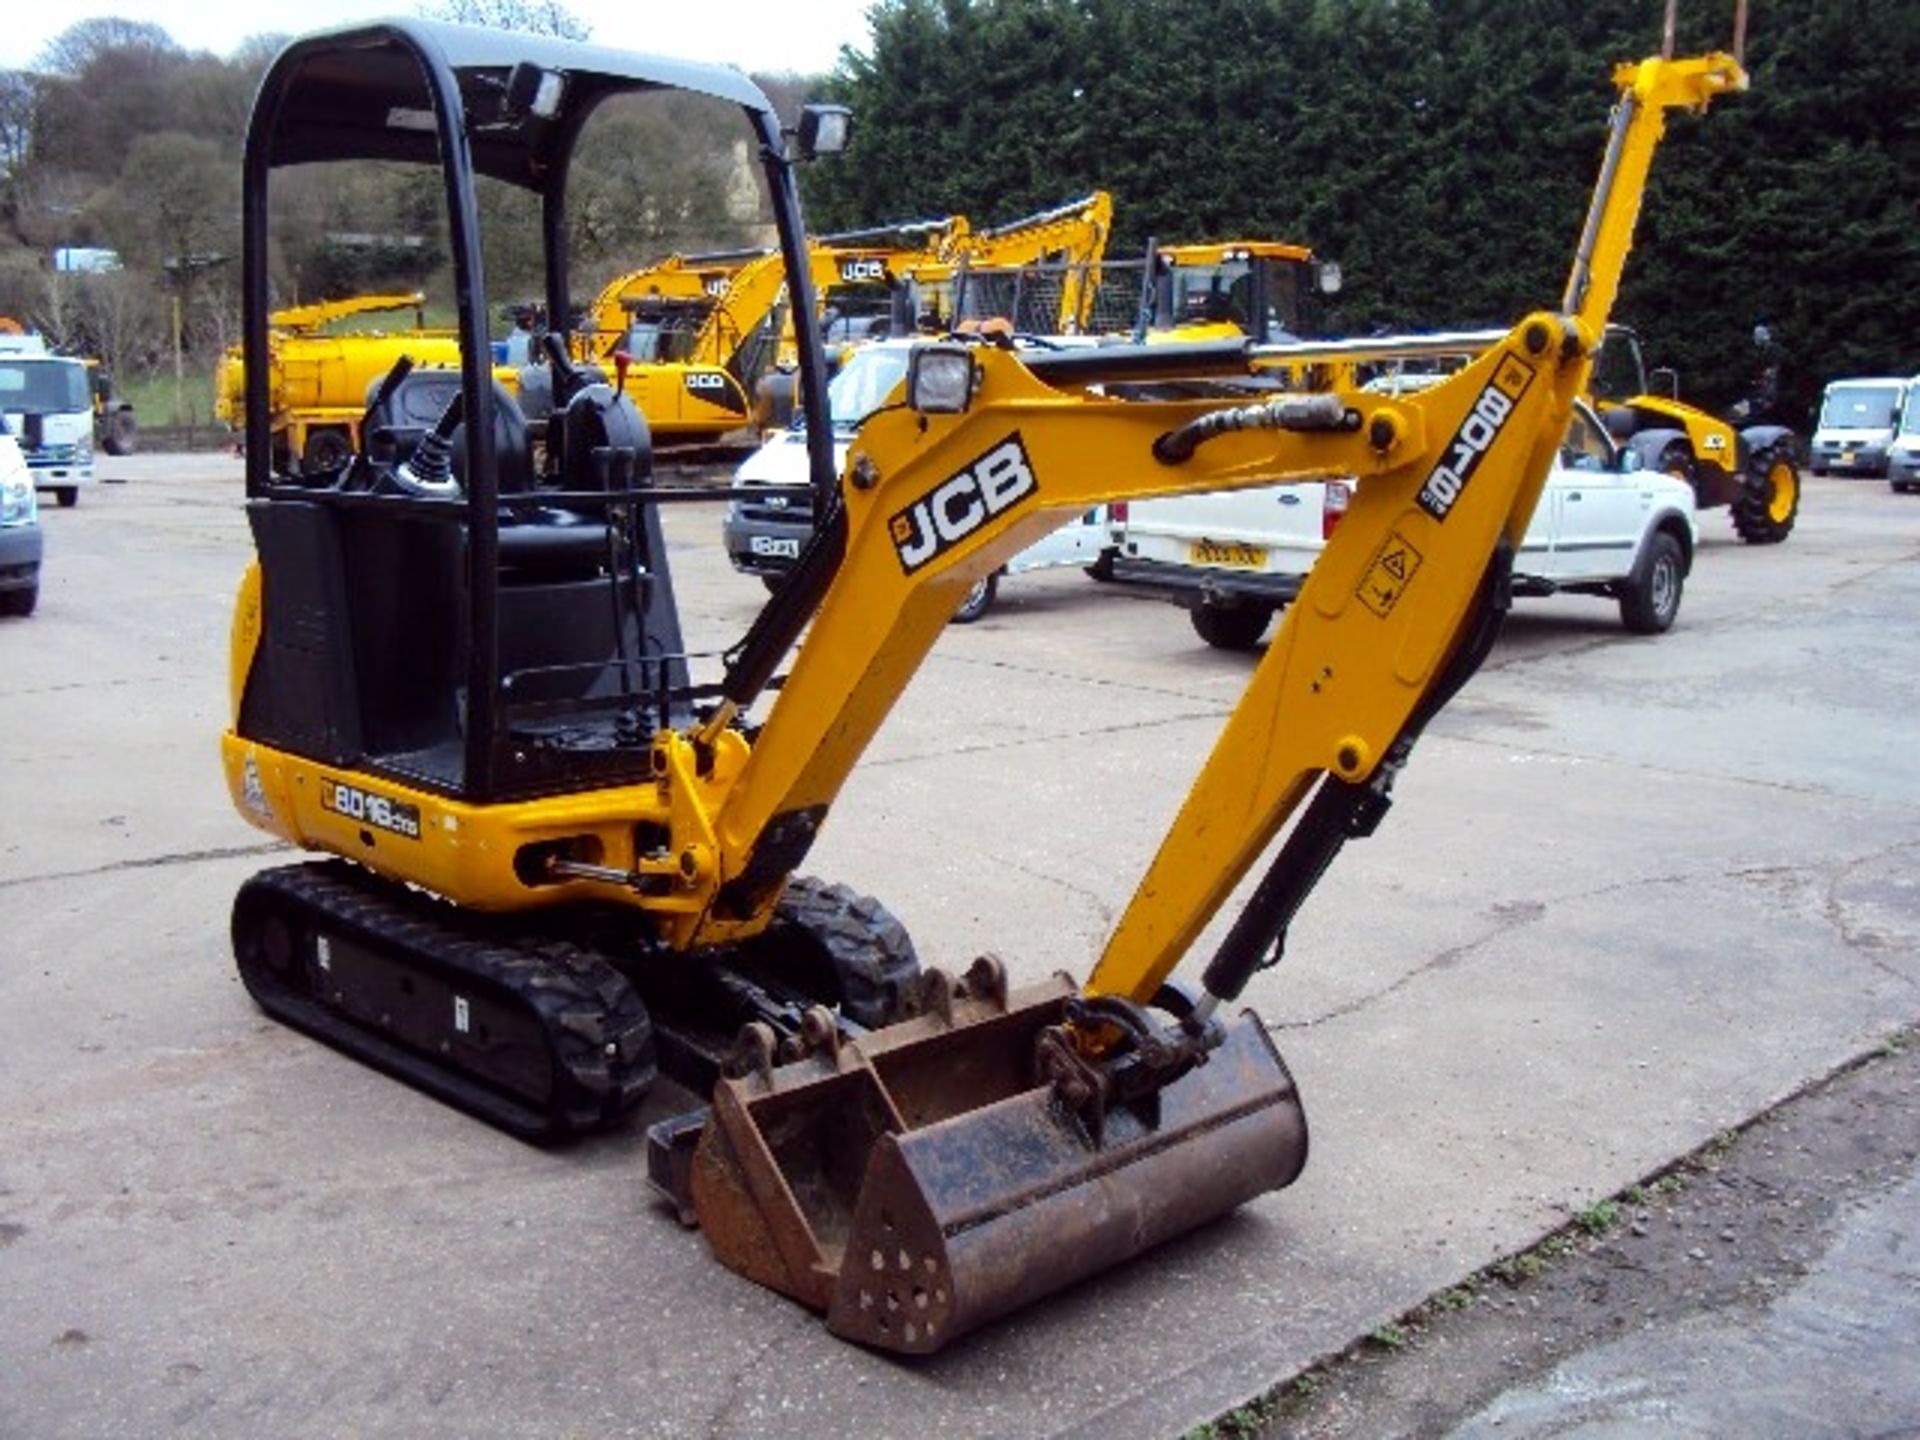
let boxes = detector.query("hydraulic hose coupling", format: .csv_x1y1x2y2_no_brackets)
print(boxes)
1154,393,1353,465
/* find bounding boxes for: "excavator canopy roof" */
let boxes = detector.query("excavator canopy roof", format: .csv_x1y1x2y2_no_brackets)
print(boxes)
256,18,777,191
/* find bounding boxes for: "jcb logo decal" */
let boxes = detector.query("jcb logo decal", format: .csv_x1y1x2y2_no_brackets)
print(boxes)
704,277,730,297
840,258,890,283
685,370,745,412
890,434,1037,574
1416,352,1536,522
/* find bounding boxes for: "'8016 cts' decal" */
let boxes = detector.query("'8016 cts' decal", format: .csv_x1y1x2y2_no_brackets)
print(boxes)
889,432,1038,573
321,777,422,840
1416,352,1537,522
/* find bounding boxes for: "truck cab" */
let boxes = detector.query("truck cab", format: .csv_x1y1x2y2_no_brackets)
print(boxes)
0,335,95,507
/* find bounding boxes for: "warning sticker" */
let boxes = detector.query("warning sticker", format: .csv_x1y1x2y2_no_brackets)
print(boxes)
1357,530,1425,618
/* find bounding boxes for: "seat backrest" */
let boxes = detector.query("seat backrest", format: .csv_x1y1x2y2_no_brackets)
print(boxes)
363,369,534,494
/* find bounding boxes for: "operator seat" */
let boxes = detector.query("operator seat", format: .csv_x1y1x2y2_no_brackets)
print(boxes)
360,367,535,495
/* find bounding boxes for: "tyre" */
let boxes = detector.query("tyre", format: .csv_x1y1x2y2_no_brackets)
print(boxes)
1619,530,1684,634
1657,440,1698,497
950,571,998,624
1191,602,1272,650
760,876,921,1029
301,427,352,474
1084,549,1117,582
0,584,37,618
103,410,137,456
54,487,78,508
760,574,786,595
1731,446,1800,543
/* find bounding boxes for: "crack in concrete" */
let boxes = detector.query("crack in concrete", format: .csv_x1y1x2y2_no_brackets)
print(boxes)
1432,729,1844,801
939,648,1245,707
1274,898,1554,1030
1819,843,1920,992
0,841,290,893
702,1315,813,1440
861,706,1229,769
990,855,1119,938
1276,845,1920,1031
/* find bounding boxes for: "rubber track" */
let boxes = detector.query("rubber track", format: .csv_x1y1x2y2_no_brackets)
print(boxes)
769,876,920,1028
234,861,656,1142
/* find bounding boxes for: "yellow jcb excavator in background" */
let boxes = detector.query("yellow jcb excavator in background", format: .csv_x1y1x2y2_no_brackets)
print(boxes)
751,193,1110,429
595,216,970,444
574,250,764,366
1136,238,1337,343
222,17,1745,1355
902,189,1113,335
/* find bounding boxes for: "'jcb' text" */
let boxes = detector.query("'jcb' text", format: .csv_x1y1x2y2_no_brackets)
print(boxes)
840,258,889,283
1416,352,1536,522
890,434,1038,574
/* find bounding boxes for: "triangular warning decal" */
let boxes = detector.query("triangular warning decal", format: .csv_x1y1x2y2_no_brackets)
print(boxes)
1381,547,1409,581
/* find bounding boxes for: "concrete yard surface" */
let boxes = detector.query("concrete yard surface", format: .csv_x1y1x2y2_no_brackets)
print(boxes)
1,457,1916,1439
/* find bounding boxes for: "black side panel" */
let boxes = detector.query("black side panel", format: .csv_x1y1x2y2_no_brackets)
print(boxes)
635,500,692,727
341,508,467,765
240,500,364,764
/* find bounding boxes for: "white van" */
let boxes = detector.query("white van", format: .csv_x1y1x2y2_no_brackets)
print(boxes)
1885,387,1920,494
1809,377,1911,478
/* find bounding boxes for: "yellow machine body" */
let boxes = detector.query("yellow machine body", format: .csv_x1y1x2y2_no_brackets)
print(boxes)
223,28,1746,1354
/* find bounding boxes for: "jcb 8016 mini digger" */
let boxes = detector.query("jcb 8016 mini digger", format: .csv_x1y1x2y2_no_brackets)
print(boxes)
224,18,1745,1353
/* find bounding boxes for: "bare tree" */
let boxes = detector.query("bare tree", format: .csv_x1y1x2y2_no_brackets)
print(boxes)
0,72,36,179
34,18,177,76
420,0,592,41
68,269,166,377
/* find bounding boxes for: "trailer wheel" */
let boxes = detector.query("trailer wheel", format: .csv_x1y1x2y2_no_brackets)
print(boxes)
1191,602,1272,651
1730,446,1800,544
103,410,138,456
301,427,352,475
1657,439,1698,497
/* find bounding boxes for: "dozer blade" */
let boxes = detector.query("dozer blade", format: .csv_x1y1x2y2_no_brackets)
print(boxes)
672,961,1307,1354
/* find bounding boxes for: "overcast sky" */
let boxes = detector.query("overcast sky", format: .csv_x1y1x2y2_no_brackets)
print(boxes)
0,0,876,74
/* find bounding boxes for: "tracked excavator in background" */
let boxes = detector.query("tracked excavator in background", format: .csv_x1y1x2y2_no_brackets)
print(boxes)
592,217,971,443
901,190,1113,336
223,16,1747,1354
749,193,1111,431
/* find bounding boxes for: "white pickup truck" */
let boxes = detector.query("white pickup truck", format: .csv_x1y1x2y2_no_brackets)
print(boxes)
1112,399,1697,647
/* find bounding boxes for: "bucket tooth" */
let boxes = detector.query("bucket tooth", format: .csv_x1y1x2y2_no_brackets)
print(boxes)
685,970,1308,1354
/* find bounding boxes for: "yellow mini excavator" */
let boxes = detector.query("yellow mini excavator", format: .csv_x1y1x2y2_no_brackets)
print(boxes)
223,18,1746,1354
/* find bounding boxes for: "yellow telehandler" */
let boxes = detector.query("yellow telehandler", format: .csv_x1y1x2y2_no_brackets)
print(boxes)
222,17,1745,1353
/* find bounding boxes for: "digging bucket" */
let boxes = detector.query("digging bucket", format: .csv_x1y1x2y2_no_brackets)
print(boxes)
679,961,1308,1354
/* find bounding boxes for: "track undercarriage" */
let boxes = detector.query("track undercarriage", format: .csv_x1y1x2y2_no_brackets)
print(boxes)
231,862,918,1142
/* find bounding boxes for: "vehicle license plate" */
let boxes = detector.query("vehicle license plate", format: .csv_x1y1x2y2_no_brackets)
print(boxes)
1191,539,1266,568
751,536,801,558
